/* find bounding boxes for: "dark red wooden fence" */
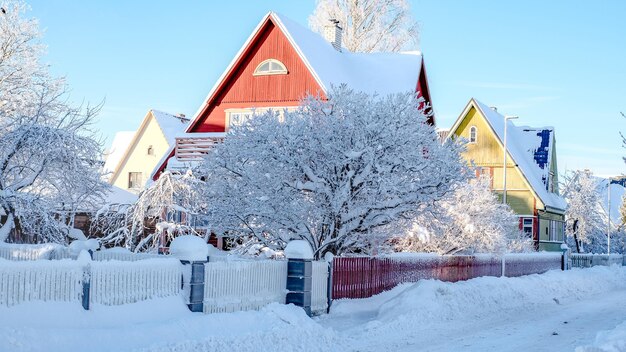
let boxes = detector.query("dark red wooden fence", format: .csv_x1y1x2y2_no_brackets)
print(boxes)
331,254,562,299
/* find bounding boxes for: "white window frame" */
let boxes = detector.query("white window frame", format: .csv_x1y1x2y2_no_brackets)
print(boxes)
469,126,478,143
253,59,288,76
521,217,534,238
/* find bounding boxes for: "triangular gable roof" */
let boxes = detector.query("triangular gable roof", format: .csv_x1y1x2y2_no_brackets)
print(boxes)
447,98,567,212
109,110,189,185
103,131,135,180
186,11,430,132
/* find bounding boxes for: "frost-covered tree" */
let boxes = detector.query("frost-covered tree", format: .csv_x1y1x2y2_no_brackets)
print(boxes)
393,175,532,255
199,87,466,259
92,171,206,251
561,170,606,253
0,1,107,244
620,194,626,230
308,0,419,52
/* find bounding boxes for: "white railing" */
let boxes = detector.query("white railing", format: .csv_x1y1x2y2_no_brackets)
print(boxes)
175,132,226,161
571,253,624,268
203,260,287,314
90,258,182,305
0,259,83,307
311,261,329,315
0,243,63,261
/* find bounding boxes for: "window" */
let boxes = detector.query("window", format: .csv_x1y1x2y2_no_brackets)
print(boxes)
469,126,478,143
253,59,288,76
228,111,253,128
147,145,154,156
547,219,565,242
128,172,142,189
522,218,534,238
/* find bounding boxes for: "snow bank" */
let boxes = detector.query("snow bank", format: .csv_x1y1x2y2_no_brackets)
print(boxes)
169,235,208,261
0,299,345,352
329,266,626,346
577,320,626,352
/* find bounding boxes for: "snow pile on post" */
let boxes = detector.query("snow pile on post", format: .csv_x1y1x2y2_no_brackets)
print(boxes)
284,240,314,259
169,235,208,262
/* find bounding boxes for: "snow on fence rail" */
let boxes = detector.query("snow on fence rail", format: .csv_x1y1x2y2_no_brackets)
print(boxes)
570,253,624,268
311,261,329,315
203,260,287,314
93,250,163,262
0,259,83,307
332,253,563,299
90,258,182,305
0,243,63,261
502,252,563,277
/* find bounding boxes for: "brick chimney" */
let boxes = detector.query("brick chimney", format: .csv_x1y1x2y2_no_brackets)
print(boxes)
323,19,342,52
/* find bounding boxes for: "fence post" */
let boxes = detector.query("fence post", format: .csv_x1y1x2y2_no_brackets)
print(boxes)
285,240,313,317
169,235,209,313
560,243,570,270
325,252,334,314
77,250,92,310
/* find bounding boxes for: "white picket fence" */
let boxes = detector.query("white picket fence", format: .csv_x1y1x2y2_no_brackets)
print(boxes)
203,260,288,314
311,261,329,314
90,258,182,305
0,259,83,307
570,253,624,268
0,243,63,261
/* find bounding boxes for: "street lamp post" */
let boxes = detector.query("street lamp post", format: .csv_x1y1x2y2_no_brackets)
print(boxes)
503,115,519,205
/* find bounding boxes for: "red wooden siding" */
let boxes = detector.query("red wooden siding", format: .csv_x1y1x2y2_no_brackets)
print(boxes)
190,20,325,133
331,255,561,299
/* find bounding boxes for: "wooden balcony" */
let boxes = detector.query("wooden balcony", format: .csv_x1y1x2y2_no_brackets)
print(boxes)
174,132,226,161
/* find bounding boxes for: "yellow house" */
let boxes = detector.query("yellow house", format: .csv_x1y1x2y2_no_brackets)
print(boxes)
447,98,567,251
107,110,189,194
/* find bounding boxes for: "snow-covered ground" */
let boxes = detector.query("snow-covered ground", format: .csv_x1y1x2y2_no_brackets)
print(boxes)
1,266,625,352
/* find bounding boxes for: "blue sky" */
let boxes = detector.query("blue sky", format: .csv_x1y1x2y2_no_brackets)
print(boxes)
27,0,626,177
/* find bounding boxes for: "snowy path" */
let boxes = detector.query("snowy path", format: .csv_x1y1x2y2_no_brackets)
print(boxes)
325,289,626,352
1,266,625,352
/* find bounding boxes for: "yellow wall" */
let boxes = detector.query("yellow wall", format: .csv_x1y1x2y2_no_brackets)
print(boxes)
110,113,170,194
451,103,566,250
454,107,540,215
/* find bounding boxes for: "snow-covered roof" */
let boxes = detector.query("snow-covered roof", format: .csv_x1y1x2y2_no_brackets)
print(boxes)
273,12,423,96
597,177,625,225
151,110,189,147
449,99,567,212
185,12,424,134
105,185,138,205
103,131,134,180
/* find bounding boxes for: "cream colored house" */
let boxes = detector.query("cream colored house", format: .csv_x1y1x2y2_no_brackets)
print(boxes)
107,110,189,193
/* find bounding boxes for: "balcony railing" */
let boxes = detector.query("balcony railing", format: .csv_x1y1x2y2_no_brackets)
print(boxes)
174,132,226,161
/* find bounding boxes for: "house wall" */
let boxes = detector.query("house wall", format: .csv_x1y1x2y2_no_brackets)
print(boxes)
454,107,538,216
452,105,566,250
111,115,169,193
190,20,325,133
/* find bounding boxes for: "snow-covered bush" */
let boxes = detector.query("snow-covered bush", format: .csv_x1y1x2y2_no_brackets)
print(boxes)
394,175,532,255
199,87,466,259
91,170,206,251
0,1,107,244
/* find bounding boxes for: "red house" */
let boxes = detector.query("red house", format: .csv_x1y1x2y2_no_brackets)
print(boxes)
153,12,435,178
